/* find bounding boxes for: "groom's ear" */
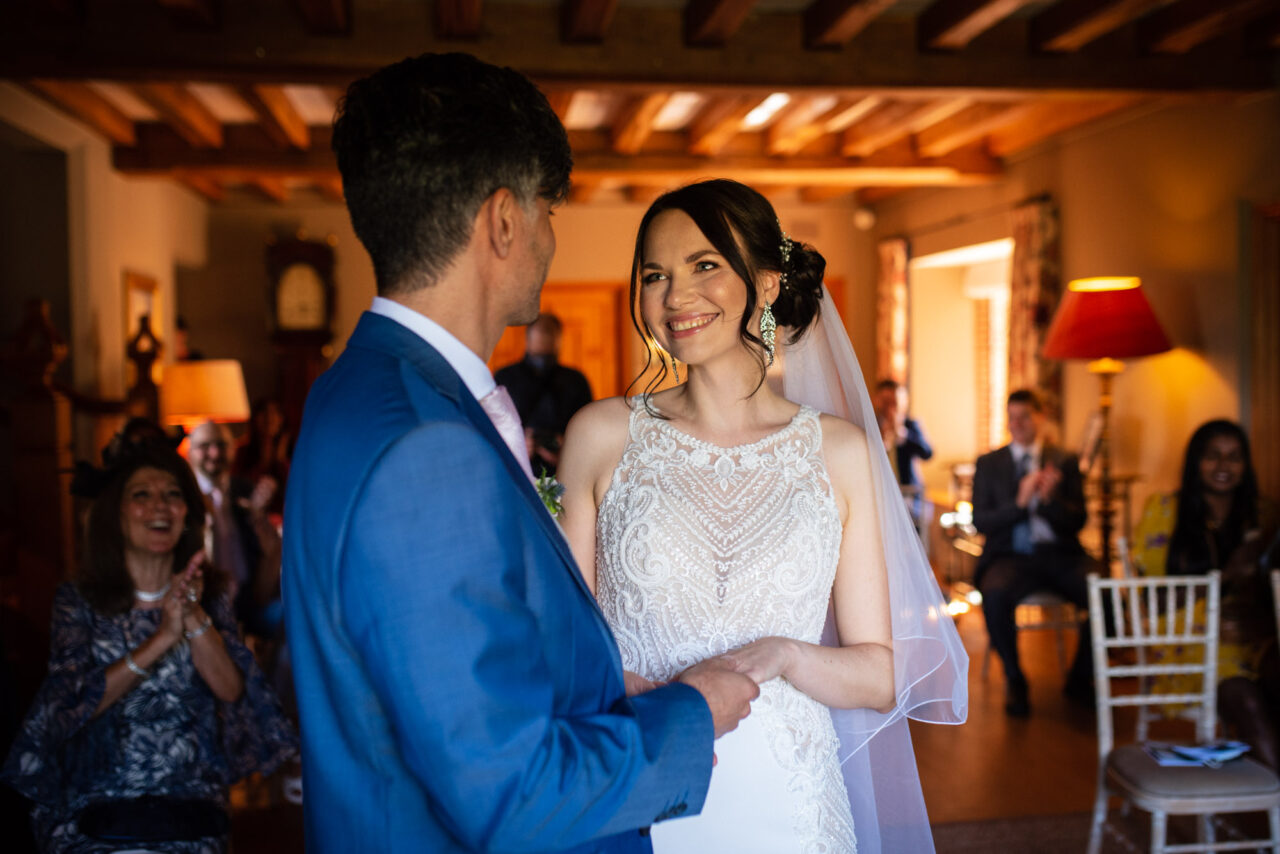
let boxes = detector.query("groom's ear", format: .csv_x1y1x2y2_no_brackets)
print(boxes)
484,188,519,260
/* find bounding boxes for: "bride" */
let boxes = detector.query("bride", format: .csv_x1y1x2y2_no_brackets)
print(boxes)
558,179,967,853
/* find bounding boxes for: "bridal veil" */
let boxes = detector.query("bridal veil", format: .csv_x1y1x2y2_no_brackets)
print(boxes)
781,286,969,854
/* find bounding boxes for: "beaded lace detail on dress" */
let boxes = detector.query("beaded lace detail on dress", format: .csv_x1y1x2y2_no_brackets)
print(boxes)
597,402,855,852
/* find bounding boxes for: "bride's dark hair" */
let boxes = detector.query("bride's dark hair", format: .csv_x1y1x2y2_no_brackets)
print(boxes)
627,179,827,401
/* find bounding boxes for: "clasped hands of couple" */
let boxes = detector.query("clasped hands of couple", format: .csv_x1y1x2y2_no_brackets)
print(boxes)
624,637,796,738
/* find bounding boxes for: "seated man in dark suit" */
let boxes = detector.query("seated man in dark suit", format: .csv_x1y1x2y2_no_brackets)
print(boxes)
973,388,1098,717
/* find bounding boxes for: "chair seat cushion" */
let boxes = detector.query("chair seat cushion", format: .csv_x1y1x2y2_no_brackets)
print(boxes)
1109,745,1280,798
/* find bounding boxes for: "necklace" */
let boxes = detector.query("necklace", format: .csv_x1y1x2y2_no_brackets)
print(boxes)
134,581,171,603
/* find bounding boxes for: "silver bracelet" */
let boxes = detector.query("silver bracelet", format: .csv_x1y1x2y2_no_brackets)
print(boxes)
184,616,213,641
124,650,149,679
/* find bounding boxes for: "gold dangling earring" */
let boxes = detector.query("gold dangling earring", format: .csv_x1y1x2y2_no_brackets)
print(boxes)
760,301,777,367
670,353,680,384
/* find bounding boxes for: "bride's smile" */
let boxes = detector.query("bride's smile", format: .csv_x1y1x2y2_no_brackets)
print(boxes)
667,313,717,336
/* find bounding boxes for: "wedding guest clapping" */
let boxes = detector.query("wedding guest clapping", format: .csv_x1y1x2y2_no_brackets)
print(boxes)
1,441,296,853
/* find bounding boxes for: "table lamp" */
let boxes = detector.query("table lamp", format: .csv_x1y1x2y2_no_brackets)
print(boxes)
159,359,251,429
1042,277,1171,569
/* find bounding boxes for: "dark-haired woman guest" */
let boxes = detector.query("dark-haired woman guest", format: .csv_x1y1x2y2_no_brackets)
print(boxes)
2,442,297,852
1134,419,1279,768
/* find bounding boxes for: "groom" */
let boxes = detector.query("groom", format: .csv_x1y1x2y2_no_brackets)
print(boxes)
283,53,758,852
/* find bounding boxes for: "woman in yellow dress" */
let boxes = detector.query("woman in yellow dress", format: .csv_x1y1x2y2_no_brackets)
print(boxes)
1132,419,1278,768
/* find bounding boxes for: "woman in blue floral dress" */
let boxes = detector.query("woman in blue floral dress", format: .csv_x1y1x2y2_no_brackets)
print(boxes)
2,441,297,853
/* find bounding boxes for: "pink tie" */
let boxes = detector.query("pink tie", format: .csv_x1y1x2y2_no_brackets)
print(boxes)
479,385,536,483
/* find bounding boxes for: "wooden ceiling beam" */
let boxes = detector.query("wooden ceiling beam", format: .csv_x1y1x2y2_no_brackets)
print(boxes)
858,186,911,203
156,0,219,29
315,176,345,202
112,123,1002,187
132,82,223,148
841,98,972,157
688,95,762,156
803,0,897,47
762,96,816,156
1140,0,1275,54
569,176,607,204
685,0,758,46
544,90,576,123
625,184,670,204
114,124,335,174
612,93,671,154
1032,0,1171,53
294,0,350,34
436,0,483,38
573,140,1003,187
766,96,876,156
175,171,225,203
918,0,1041,50
239,84,310,150
914,100,1037,156
249,176,290,203
562,0,618,41
822,95,886,132
986,95,1144,155
798,185,855,202
26,79,137,145
2,6,1272,92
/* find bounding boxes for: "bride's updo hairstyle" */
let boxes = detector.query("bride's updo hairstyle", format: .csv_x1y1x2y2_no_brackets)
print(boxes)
627,179,827,399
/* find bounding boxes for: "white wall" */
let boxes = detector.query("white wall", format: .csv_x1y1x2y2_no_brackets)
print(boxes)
908,265,977,493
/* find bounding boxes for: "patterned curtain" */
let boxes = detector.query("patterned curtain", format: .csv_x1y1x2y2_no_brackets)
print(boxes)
876,237,910,384
1008,198,1062,422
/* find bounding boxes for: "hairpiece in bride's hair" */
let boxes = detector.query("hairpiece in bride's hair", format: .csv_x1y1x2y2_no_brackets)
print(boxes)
778,221,794,288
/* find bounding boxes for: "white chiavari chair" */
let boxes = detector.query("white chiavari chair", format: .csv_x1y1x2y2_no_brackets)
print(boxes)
1087,571,1280,854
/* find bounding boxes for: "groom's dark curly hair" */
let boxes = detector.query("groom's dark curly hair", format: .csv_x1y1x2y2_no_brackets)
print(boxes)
333,53,572,296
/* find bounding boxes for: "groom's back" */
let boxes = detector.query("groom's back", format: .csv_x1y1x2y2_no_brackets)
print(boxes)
282,325,456,849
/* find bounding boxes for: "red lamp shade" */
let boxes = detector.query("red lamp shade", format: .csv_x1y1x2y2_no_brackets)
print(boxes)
1042,277,1171,360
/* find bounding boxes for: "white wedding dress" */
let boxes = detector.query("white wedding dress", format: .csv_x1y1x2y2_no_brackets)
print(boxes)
596,401,857,853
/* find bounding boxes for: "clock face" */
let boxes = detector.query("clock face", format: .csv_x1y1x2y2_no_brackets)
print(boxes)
277,262,328,330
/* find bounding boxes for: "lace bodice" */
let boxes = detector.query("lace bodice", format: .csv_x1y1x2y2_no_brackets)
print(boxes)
596,403,842,683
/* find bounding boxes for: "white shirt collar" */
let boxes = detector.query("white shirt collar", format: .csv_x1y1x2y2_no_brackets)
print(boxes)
193,469,224,497
1010,439,1043,465
369,297,496,402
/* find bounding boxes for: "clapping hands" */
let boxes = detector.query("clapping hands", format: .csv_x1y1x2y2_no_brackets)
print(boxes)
1017,462,1062,508
169,551,212,643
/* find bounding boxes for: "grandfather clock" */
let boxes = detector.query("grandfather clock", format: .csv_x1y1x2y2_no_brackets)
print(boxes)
266,236,336,434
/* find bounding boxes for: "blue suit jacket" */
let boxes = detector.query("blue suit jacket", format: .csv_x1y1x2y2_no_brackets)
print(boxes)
283,313,713,853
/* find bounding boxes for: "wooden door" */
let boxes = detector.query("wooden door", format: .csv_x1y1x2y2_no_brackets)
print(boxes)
489,282,627,400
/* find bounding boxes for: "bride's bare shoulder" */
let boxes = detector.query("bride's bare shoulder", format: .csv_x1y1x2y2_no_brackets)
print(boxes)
816,412,869,456
567,396,632,436
814,414,874,518
563,396,634,464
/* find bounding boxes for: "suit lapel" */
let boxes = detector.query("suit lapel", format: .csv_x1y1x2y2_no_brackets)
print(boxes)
999,446,1019,491
348,313,599,605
